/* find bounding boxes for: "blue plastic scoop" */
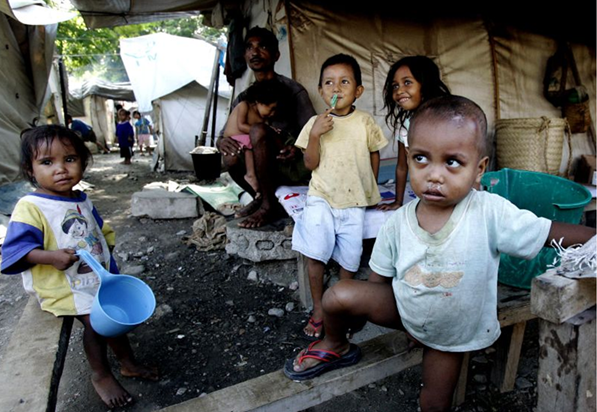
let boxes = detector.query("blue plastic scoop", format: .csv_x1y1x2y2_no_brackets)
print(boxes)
77,249,156,337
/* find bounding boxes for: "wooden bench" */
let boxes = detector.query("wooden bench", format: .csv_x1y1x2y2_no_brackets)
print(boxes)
160,281,536,411
0,296,73,412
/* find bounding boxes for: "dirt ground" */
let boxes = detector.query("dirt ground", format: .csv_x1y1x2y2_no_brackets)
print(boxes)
1,152,540,412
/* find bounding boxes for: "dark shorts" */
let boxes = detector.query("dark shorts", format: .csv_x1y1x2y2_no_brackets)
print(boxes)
120,146,133,159
275,153,310,185
235,129,311,186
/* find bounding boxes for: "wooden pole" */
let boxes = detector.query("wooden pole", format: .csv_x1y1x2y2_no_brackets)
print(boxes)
209,43,223,147
283,0,296,80
58,58,69,124
199,47,222,147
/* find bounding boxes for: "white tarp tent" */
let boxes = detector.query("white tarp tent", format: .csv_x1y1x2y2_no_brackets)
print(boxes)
0,0,74,185
120,33,231,171
154,81,229,171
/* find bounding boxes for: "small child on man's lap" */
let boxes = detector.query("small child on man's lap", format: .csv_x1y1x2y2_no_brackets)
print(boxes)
291,54,388,338
224,79,286,195
285,95,594,412
1,125,157,408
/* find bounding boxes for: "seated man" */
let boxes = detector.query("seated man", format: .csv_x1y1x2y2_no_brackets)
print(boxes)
217,27,316,228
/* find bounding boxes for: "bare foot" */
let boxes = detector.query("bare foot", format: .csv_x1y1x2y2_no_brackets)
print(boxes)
235,196,262,219
238,205,277,228
292,339,351,372
91,373,133,408
120,362,159,381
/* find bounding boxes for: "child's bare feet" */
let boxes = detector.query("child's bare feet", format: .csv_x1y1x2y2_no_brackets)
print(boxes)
120,361,159,381
91,372,133,408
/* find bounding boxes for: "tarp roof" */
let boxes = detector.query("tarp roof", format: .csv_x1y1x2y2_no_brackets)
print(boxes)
1,0,74,25
68,1,594,46
70,78,135,101
69,0,217,29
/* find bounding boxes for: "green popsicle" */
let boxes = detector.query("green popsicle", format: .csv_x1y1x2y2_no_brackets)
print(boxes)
330,94,338,109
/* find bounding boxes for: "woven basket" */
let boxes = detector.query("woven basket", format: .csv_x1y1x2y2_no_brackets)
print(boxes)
495,117,571,176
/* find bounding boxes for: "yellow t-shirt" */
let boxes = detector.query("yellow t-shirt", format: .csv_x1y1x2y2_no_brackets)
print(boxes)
295,109,388,208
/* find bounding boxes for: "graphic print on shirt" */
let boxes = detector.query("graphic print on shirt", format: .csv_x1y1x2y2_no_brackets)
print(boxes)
404,264,463,288
60,205,105,287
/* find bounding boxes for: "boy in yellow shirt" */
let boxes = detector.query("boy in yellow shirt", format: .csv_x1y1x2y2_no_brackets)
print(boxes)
292,54,388,338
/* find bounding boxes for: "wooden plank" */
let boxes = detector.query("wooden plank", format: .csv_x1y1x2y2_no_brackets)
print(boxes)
537,307,596,412
160,331,422,412
0,296,73,412
297,254,312,310
497,284,535,327
531,273,596,324
163,286,535,412
490,321,526,393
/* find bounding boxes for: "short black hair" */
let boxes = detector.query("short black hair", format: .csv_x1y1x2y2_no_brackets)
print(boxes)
20,124,92,184
318,54,362,87
409,95,488,156
245,79,288,105
133,111,140,117
245,26,279,53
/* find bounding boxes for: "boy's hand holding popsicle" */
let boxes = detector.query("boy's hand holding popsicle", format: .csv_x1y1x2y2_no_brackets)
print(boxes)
309,94,338,139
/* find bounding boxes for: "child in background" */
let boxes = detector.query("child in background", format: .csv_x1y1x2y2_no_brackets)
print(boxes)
116,109,134,165
223,79,285,195
377,56,450,211
133,111,153,156
292,54,388,338
285,95,594,411
1,125,158,408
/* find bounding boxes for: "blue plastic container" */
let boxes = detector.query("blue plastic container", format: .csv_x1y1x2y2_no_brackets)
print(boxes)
481,168,592,289
77,250,156,337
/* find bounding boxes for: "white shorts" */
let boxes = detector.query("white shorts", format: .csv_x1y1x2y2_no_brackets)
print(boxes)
292,195,365,272
138,134,151,146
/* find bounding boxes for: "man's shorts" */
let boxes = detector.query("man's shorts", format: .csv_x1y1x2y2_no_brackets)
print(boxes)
232,129,310,185
292,195,365,272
